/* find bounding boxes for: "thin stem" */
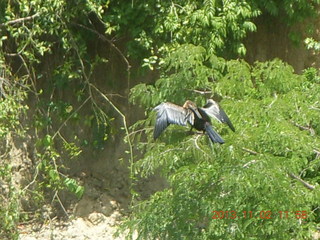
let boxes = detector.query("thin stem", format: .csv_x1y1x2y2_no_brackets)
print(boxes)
0,13,40,27
90,83,134,180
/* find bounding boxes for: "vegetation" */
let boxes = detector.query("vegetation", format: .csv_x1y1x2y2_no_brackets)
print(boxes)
124,1,320,239
127,57,320,239
0,0,319,239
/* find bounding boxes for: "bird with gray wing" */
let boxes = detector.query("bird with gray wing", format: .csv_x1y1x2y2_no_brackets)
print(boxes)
153,99,235,144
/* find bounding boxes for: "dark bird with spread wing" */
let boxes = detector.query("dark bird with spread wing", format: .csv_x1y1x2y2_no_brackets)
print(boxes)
153,99,235,144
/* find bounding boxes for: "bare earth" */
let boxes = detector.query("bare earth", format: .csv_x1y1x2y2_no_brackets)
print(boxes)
19,211,128,240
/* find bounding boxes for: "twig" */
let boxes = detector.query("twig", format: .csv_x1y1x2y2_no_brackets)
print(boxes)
90,84,134,174
242,147,259,155
309,106,320,111
127,127,153,137
106,93,126,99
313,149,320,159
52,96,91,139
243,160,258,168
186,89,212,95
23,163,39,191
72,22,131,71
52,191,69,218
268,93,278,108
309,101,319,111
288,172,316,190
290,120,315,135
0,13,40,27
16,53,39,97
194,134,209,157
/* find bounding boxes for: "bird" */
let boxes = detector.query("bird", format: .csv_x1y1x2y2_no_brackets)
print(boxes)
153,99,235,144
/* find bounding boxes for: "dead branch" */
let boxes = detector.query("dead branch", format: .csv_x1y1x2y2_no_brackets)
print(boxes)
242,147,259,155
309,106,320,111
193,134,209,157
290,120,315,135
243,160,258,168
106,93,126,98
72,22,131,72
127,127,153,137
52,191,69,218
89,83,134,168
52,96,91,139
186,89,212,95
240,148,316,190
268,93,278,108
288,172,316,190
22,165,39,191
313,149,320,159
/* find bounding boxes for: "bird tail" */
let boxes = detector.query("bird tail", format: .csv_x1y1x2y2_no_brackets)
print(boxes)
205,123,224,144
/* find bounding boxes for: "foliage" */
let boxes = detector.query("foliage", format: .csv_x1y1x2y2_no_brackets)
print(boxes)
0,0,319,239
252,0,320,23
0,0,117,238
0,0,266,231
305,37,320,52
126,50,320,238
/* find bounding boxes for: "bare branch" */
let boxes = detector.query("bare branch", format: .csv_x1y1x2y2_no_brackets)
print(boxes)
127,127,153,137
89,83,134,172
268,93,278,108
0,13,40,27
72,22,131,71
313,149,320,159
309,106,320,111
242,147,259,155
309,101,320,111
288,172,316,190
240,148,316,190
186,89,212,95
290,120,315,135
106,93,126,99
22,165,39,191
243,160,258,168
52,96,91,139
193,134,210,157
52,191,69,218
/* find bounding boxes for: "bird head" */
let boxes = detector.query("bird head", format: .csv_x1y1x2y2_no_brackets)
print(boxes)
183,100,197,111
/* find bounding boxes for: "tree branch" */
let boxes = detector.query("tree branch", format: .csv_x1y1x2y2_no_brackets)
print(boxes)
242,147,259,155
0,13,40,27
288,172,316,190
240,149,317,190
52,96,91,139
313,149,320,159
243,159,258,168
72,22,131,72
89,83,134,173
290,120,315,135
186,89,212,95
268,93,278,108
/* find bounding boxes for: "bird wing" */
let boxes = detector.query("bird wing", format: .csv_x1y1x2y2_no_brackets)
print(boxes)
153,102,194,139
200,99,235,132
